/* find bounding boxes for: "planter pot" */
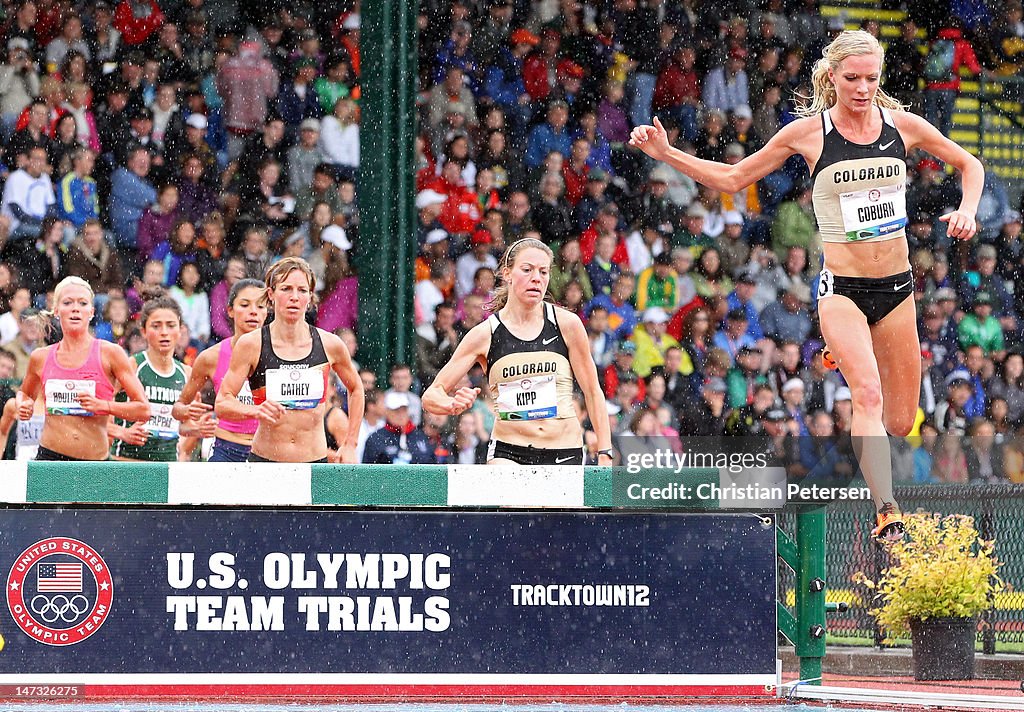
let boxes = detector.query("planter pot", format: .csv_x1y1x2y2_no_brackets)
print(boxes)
909,616,977,681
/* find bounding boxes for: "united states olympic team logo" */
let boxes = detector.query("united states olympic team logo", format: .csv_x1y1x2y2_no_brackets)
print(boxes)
6,537,114,646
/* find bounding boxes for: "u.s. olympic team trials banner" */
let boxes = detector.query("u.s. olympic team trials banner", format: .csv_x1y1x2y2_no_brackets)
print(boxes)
0,509,776,698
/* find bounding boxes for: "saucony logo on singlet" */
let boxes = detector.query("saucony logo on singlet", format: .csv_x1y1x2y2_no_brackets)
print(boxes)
894,280,911,292
879,140,895,150
542,336,558,345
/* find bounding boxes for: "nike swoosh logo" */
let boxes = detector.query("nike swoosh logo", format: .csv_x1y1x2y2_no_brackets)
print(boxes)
555,456,575,464
879,140,895,150
894,281,911,291
542,337,558,345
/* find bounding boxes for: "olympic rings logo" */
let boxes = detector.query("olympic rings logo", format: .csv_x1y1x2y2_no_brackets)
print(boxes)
7,537,115,646
30,594,89,624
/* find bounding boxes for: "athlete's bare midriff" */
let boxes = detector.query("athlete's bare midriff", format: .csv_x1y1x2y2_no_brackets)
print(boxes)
40,415,111,460
491,415,584,449
250,401,329,461
822,238,911,279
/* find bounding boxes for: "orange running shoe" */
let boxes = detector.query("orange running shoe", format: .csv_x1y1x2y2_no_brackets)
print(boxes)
822,348,838,370
872,502,905,543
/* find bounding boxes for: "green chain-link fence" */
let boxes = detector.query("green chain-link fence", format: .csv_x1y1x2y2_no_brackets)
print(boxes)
783,484,1024,653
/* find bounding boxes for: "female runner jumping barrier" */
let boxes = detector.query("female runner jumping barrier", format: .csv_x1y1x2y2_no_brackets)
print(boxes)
630,30,983,541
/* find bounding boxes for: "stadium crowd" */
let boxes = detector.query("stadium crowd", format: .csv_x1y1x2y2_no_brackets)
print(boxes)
0,0,1023,477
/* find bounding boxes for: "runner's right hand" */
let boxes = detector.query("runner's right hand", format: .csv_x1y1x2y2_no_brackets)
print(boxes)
15,392,33,421
255,400,286,425
449,387,480,415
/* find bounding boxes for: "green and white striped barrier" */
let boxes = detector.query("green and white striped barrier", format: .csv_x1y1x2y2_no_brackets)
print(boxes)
0,463,767,509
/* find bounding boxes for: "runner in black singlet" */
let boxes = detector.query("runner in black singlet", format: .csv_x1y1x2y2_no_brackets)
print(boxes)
215,257,363,463
423,239,614,466
630,30,984,541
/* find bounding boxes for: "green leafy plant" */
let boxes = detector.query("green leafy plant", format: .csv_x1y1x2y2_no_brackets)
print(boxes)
853,512,1003,637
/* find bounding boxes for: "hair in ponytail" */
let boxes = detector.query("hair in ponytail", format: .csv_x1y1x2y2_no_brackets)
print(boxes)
794,30,906,117
487,238,554,313
138,287,183,328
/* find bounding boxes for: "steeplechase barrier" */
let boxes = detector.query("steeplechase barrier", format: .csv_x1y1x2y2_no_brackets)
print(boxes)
0,463,828,703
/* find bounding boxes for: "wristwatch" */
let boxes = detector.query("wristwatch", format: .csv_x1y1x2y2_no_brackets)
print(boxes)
597,448,615,459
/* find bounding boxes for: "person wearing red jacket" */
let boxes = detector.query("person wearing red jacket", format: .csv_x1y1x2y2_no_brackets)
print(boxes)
429,160,481,238
522,28,561,102
579,203,630,267
114,0,165,47
923,25,985,138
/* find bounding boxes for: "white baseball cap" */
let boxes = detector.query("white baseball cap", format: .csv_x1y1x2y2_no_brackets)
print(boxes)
321,225,351,250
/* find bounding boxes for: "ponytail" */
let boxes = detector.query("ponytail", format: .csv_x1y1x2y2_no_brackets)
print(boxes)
794,30,907,117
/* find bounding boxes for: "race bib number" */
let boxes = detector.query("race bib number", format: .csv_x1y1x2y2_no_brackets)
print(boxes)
817,268,834,300
265,367,325,410
839,183,908,241
44,379,96,416
145,403,180,440
496,374,558,421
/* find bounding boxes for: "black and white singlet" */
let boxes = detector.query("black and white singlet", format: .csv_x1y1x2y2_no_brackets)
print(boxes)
486,302,577,422
811,107,908,244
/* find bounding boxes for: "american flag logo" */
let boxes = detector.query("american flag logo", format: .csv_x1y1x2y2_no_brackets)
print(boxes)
36,563,83,592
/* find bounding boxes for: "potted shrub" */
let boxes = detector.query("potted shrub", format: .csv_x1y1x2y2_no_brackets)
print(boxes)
853,512,1002,681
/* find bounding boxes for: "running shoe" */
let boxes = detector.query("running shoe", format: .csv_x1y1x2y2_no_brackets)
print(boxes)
822,348,838,370
872,502,905,543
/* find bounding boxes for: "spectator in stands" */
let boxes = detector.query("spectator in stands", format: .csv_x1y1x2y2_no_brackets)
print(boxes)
56,147,99,233
761,282,813,345
236,226,271,281
64,218,124,299
362,391,435,465
675,203,713,256
0,307,42,380
151,218,197,288
217,41,279,160
0,38,39,139
691,246,733,300
958,291,1005,357
455,230,497,299
653,44,700,144
0,285,27,343
923,21,985,138
136,183,179,263
286,119,323,196
114,0,164,47
965,418,1005,483
3,215,62,299
990,350,1024,426
726,345,767,409
524,100,572,170
277,58,322,136
771,181,816,258
702,46,749,114
109,145,156,262
170,261,209,346
531,171,574,246
2,145,55,241
416,302,459,387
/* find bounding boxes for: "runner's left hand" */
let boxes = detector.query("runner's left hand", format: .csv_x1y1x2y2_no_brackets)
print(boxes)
939,210,977,240
77,393,108,415
336,444,357,464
